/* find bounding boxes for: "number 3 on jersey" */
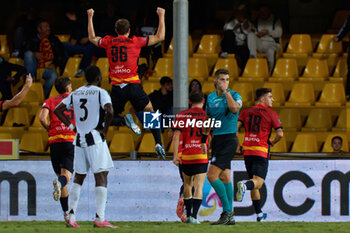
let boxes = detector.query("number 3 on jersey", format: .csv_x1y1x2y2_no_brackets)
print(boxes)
111,46,127,62
80,99,88,121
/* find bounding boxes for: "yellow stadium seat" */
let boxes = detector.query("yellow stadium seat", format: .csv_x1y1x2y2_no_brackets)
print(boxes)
0,35,10,59
27,126,48,147
70,77,86,90
151,58,173,78
314,34,343,55
316,83,346,107
8,58,24,66
56,34,70,43
63,57,82,77
31,108,44,127
201,81,215,95
270,134,288,153
96,58,109,79
211,58,239,79
291,133,319,152
299,58,329,81
284,34,313,57
263,83,285,106
332,108,346,132
22,82,45,104
138,57,148,67
138,133,164,154
0,127,25,140
3,107,29,127
278,109,302,131
302,109,332,132
164,36,193,57
270,58,299,82
231,82,254,107
142,81,161,95
196,34,221,54
285,83,315,107
19,132,46,153
0,133,12,139
109,132,135,153
188,58,209,79
330,57,347,82
321,133,349,152
49,85,59,98
239,58,269,82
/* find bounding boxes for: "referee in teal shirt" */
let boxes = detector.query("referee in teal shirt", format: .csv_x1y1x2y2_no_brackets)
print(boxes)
203,69,242,225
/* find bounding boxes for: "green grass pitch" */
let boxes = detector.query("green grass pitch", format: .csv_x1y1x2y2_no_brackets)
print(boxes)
1,221,350,233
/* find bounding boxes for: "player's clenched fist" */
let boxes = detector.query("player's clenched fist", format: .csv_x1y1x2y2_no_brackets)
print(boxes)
156,7,165,16
87,9,94,18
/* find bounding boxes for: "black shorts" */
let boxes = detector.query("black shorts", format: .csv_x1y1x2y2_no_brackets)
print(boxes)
111,83,150,114
211,134,238,170
50,142,74,174
181,163,208,176
244,155,269,180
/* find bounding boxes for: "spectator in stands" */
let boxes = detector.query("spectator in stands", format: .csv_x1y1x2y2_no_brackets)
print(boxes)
334,16,350,101
63,10,106,77
220,4,253,71
149,76,173,115
24,19,65,98
0,56,26,100
247,3,282,74
331,136,345,153
189,79,207,109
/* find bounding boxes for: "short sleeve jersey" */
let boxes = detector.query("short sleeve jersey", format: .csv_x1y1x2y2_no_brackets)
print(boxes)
173,107,208,164
206,89,242,135
42,94,76,144
61,85,112,147
98,35,149,85
238,104,283,158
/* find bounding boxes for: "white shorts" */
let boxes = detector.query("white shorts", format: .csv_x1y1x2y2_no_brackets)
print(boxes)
74,141,114,174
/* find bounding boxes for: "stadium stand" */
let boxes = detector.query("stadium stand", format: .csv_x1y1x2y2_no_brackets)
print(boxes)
239,58,269,82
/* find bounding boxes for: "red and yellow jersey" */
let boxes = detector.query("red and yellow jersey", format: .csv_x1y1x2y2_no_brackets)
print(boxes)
238,104,283,158
174,107,208,164
37,37,54,69
42,94,75,144
98,35,148,85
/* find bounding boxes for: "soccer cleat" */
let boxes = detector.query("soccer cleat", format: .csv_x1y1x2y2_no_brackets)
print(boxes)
64,213,69,223
257,213,267,222
210,211,232,225
236,181,246,202
189,217,200,224
52,179,61,201
155,144,166,159
226,213,236,225
94,220,120,228
176,197,186,221
184,216,192,223
125,113,141,135
66,219,80,228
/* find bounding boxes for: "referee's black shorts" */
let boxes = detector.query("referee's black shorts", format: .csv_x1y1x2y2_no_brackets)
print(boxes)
244,155,269,180
210,134,238,170
111,83,150,114
50,142,74,174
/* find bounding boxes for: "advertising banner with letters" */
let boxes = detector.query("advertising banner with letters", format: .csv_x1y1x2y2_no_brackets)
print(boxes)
0,160,349,221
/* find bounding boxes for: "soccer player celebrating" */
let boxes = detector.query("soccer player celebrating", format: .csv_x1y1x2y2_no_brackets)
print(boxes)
172,90,208,224
205,69,242,225
39,77,75,223
54,66,116,228
0,74,32,111
236,88,283,222
87,7,167,159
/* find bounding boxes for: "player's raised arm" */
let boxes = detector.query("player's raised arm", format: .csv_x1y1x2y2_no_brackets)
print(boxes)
148,7,165,46
87,8,102,47
2,74,32,111
54,102,75,132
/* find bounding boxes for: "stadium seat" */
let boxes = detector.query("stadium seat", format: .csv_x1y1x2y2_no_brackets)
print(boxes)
22,82,45,104
56,34,70,43
62,57,82,77
201,81,216,95
96,58,109,79
195,34,221,54
321,133,349,152
231,82,254,107
142,81,161,95
0,133,12,139
27,126,48,147
70,77,86,90
164,36,193,57
8,58,24,66
315,83,346,107
0,127,25,140
2,107,29,127
330,57,347,82
138,57,148,67
332,108,346,132
0,35,10,59
138,133,164,154
313,34,342,69
299,58,329,81
49,86,59,98
302,109,332,132
19,132,46,153
262,83,285,106
285,83,315,107
188,58,209,79
211,58,239,80
278,109,302,131
283,34,313,57
270,133,288,153
109,132,135,153
151,57,173,78
270,58,299,82
239,58,269,82
290,133,319,152
31,108,44,127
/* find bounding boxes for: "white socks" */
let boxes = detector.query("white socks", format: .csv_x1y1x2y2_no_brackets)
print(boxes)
68,183,82,222
95,186,107,222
